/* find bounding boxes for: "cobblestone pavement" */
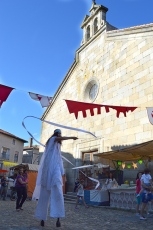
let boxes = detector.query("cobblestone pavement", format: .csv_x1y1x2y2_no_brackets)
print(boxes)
0,199,153,230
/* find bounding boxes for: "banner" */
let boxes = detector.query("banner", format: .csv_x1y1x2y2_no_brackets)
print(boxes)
0,84,14,107
65,99,137,119
0,83,52,108
29,92,52,107
146,107,153,125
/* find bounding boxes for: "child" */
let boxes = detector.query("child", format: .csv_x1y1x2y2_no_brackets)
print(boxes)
74,178,80,192
75,180,89,209
137,168,152,197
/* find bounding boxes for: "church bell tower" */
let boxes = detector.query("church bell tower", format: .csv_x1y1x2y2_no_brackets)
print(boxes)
81,0,108,44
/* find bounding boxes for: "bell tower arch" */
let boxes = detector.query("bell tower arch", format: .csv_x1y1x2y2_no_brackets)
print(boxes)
81,0,108,44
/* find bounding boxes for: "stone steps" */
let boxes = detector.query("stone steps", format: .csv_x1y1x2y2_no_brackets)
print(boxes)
64,192,77,202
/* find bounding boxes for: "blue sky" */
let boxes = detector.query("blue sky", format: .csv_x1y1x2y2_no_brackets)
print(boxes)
0,0,153,145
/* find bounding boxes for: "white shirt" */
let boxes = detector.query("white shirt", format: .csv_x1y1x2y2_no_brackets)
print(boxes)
77,184,84,197
141,173,152,184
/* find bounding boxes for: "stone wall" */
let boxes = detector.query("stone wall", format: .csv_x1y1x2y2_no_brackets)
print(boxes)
40,24,153,191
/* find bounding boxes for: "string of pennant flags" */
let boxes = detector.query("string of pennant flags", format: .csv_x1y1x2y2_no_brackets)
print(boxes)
0,83,153,125
0,84,52,108
1,82,152,187
117,160,143,169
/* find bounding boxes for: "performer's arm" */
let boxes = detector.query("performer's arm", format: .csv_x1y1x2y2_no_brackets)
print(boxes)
55,136,78,141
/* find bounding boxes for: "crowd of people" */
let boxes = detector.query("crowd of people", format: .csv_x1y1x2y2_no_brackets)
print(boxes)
0,129,78,228
1,128,153,227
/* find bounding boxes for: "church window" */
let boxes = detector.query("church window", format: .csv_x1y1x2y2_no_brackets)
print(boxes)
89,84,98,100
87,25,90,41
84,79,99,102
94,18,98,34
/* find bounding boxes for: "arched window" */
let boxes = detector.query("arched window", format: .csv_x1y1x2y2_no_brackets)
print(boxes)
94,18,98,34
87,25,90,41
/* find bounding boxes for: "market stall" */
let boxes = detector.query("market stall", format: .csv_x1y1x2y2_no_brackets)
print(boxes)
94,140,153,210
0,169,8,174
72,164,113,206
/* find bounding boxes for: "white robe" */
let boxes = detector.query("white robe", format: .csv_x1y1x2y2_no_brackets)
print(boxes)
33,136,65,219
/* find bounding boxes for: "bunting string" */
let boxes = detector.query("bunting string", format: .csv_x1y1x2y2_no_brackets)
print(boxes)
0,84,52,108
65,99,137,119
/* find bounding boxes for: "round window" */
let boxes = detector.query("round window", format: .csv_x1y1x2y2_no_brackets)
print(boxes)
89,84,98,100
84,79,99,102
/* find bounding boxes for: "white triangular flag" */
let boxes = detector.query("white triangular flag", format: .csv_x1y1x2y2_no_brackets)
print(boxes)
29,92,52,107
146,107,153,125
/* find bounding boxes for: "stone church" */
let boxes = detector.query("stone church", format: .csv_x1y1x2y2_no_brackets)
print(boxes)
40,1,153,191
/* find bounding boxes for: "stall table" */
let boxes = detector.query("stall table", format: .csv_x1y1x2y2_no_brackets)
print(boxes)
109,186,153,211
84,189,109,206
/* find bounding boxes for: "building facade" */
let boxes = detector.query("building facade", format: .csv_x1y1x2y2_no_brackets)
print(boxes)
0,129,27,171
40,1,153,191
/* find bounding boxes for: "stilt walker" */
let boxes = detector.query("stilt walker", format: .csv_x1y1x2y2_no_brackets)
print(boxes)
32,129,78,227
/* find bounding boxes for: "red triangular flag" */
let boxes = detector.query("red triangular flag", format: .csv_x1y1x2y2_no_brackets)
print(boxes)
0,84,14,107
65,100,137,119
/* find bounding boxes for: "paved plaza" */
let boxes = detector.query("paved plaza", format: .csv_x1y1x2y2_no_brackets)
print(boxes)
0,199,153,230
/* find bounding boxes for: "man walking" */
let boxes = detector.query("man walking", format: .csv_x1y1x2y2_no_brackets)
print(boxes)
0,175,8,200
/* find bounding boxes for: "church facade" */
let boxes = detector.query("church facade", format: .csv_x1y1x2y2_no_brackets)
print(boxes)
40,1,153,191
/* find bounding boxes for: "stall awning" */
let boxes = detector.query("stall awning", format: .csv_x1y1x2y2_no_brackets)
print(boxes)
3,161,18,167
0,169,8,173
10,163,39,171
94,140,153,161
